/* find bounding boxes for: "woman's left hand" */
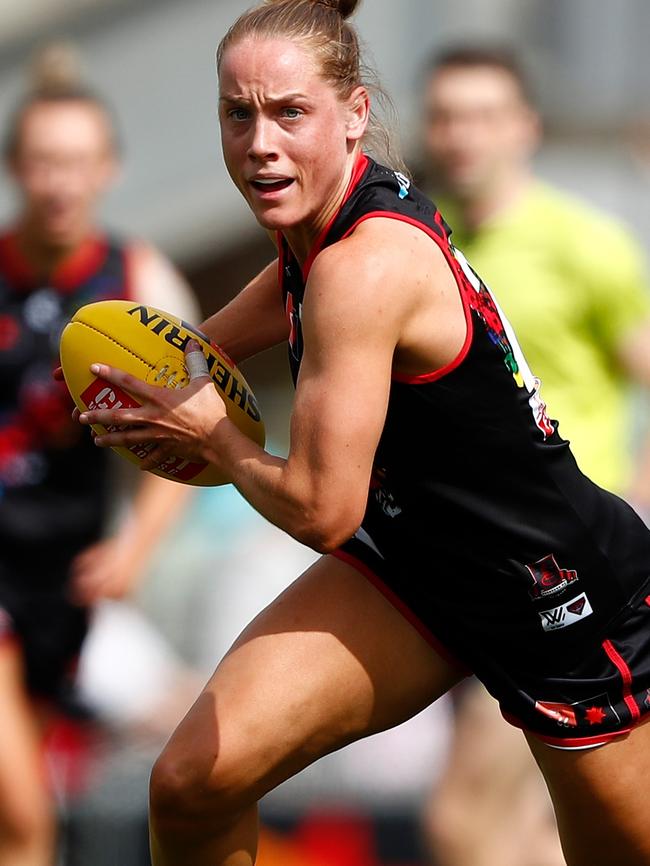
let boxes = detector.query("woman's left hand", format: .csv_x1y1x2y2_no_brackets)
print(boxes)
78,340,228,471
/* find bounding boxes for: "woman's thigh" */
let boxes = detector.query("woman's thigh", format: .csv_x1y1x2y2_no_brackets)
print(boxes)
527,718,650,866
158,553,465,805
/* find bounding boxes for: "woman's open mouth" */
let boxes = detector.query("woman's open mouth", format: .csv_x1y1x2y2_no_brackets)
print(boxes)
250,177,294,194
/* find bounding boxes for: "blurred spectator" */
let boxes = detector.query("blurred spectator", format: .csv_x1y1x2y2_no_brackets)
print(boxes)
0,44,199,865
420,44,650,866
422,44,650,502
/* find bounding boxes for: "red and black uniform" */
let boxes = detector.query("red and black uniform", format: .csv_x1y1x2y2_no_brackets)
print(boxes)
279,155,650,748
0,231,131,699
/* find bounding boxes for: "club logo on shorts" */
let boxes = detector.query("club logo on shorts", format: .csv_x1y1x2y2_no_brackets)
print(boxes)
538,592,593,632
535,700,577,727
370,467,402,518
526,554,578,600
535,694,619,729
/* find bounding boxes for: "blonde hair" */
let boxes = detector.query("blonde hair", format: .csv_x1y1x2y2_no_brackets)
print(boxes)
4,43,120,159
217,0,407,174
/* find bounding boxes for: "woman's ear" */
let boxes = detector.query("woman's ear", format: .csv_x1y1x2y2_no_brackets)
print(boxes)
346,86,370,143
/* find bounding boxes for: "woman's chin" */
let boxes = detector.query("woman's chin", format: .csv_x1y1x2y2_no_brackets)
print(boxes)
253,206,299,233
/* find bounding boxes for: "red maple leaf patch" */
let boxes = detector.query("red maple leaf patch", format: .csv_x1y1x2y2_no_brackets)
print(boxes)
585,706,606,725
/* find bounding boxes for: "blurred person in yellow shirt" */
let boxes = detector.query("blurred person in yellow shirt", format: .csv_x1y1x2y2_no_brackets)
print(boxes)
423,45,650,501
421,45,650,866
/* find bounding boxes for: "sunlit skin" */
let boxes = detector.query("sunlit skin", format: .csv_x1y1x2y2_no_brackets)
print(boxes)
219,36,369,264
423,65,539,224
8,101,117,270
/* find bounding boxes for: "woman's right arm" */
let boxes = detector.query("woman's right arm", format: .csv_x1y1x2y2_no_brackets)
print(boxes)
199,259,288,363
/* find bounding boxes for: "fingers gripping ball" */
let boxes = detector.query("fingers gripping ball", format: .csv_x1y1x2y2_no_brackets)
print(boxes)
59,300,265,486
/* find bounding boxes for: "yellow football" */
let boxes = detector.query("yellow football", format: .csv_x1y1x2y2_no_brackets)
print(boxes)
59,299,264,486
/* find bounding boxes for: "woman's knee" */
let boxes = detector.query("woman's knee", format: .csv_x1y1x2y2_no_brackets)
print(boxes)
149,737,257,837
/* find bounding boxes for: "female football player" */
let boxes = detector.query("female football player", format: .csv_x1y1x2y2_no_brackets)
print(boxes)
81,3,650,864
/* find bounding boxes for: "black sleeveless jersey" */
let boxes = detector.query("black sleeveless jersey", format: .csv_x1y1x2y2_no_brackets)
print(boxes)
0,231,131,559
279,155,650,674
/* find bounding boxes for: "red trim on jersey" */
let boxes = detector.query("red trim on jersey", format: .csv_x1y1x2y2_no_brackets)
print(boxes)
0,230,109,293
603,638,640,721
432,208,449,238
277,232,285,292
338,211,474,384
501,709,631,748
332,548,471,675
301,152,370,282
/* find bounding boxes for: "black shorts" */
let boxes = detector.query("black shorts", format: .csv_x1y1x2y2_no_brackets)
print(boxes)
335,535,650,749
0,562,88,701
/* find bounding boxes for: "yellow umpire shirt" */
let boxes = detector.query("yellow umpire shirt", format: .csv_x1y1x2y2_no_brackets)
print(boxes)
438,181,650,494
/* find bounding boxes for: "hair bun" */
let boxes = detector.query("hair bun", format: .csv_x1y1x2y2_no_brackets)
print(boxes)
315,0,360,19
29,42,83,96
263,0,361,20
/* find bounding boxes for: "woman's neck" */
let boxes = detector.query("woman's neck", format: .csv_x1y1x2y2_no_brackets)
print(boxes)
282,150,360,268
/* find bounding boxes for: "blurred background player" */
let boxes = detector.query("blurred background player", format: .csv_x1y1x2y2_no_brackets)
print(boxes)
0,45,199,866
420,44,650,866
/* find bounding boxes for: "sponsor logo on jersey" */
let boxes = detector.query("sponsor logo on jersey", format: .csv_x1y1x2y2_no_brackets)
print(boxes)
126,306,261,423
452,248,555,439
370,466,402,517
375,486,402,518
535,693,619,729
538,592,592,632
394,171,411,200
527,554,579,600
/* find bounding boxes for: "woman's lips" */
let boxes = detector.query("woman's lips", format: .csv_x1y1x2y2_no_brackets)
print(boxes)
250,177,294,193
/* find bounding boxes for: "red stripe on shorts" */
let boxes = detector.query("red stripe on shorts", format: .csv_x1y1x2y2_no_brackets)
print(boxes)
602,638,640,721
